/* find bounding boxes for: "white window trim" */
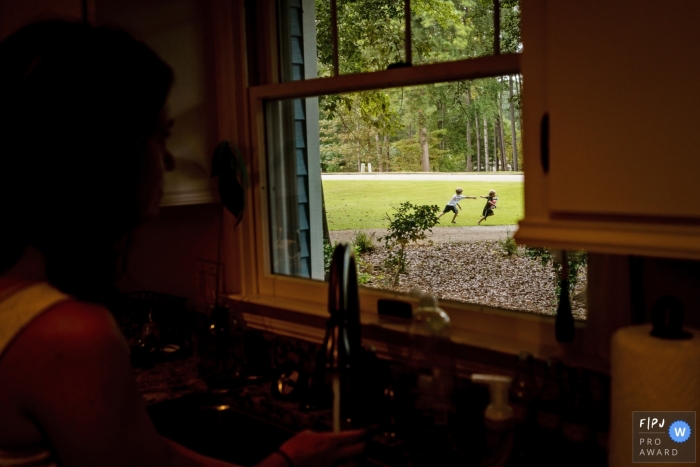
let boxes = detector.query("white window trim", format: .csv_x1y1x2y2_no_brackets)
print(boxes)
212,1,610,373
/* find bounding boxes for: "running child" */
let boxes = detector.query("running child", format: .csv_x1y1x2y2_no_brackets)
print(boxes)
477,190,498,225
437,187,476,223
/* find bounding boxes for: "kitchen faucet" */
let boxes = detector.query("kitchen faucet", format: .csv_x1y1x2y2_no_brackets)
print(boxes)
303,243,362,428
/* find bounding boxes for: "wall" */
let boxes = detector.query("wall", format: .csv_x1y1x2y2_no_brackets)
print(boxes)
94,0,227,305
0,0,83,40
95,0,219,206
118,204,222,303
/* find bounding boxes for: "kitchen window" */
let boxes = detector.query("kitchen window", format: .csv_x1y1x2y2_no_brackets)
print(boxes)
233,0,596,361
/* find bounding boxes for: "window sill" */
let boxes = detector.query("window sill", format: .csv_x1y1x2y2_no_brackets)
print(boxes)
227,289,608,375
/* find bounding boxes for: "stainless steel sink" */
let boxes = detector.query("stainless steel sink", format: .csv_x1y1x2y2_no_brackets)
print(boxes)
146,392,294,466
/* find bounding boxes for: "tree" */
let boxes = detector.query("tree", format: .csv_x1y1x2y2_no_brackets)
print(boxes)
316,0,523,173
508,75,519,171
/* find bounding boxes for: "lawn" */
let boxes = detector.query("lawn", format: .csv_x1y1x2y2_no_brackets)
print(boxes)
322,180,524,230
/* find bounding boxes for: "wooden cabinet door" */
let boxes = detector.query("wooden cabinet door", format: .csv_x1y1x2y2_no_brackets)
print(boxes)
546,0,700,222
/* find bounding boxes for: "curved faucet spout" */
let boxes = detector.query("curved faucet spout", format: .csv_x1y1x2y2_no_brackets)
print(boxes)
328,243,361,354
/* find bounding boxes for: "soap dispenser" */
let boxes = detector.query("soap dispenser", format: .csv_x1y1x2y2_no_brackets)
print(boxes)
471,374,516,467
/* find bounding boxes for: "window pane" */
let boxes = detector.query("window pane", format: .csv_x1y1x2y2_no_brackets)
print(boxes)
276,0,521,81
266,97,324,280
264,77,588,320
411,0,521,65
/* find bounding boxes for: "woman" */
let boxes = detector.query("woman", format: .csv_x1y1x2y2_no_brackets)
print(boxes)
0,21,364,467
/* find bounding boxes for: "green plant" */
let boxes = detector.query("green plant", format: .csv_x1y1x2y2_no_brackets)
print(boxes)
523,246,587,295
566,250,588,292
323,239,335,280
499,229,519,256
380,202,440,286
352,230,375,253
353,244,372,285
323,239,372,285
524,246,552,266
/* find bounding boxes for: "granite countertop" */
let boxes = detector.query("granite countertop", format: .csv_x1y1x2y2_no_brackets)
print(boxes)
134,357,209,405
133,356,334,432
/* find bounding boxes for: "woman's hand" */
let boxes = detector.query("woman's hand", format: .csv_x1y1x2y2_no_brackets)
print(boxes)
276,429,366,467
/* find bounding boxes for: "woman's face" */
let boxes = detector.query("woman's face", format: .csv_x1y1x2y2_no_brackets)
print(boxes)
137,108,175,222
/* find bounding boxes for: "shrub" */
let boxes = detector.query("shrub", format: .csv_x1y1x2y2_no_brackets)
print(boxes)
499,229,519,256
352,230,375,253
323,239,371,285
523,246,587,293
380,202,440,286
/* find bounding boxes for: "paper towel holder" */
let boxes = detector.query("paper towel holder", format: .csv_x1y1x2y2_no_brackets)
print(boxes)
650,295,692,340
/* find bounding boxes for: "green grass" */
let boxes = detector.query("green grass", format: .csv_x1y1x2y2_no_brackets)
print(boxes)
322,180,523,230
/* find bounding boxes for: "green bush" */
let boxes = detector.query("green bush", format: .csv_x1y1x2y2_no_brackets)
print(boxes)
523,246,587,293
499,230,519,256
380,202,440,286
323,239,371,285
352,230,375,253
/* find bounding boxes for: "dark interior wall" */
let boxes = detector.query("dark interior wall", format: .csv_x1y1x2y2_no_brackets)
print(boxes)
0,0,83,40
118,204,221,300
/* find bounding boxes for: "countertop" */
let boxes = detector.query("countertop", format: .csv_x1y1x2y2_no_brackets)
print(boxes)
134,357,209,405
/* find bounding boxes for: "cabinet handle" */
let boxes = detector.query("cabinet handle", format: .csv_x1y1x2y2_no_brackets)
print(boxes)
540,113,549,174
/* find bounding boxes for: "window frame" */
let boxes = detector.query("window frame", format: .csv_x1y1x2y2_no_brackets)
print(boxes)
215,0,609,371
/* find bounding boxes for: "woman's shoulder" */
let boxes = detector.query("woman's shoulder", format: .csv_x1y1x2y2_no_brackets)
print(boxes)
0,295,130,413
27,298,125,351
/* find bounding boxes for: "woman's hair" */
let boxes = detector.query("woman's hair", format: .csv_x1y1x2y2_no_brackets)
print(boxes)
0,21,173,302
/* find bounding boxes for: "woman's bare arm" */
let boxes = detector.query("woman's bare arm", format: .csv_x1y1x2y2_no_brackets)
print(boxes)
4,300,234,467
3,300,364,467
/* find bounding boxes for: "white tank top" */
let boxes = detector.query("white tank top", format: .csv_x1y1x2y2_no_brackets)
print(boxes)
0,281,70,467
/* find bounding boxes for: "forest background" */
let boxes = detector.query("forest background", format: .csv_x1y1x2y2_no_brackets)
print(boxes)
315,0,522,175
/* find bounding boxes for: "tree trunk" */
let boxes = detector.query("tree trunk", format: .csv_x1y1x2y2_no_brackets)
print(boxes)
483,116,489,172
475,110,481,172
495,125,500,172
509,76,519,172
440,102,446,151
466,121,472,171
499,119,507,170
384,135,389,172
493,120,498,171
498,92,508,171
420,126,430,172
515,75,523,134
376,133,382,172
466,88,473,171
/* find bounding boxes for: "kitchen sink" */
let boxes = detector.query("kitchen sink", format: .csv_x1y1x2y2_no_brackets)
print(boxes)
146,392,295,466
147,391,437,467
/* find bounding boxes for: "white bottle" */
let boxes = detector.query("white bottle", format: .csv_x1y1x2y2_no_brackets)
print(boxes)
471,374,516,467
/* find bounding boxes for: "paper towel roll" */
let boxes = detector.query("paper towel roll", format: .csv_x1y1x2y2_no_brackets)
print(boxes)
610,324,700,467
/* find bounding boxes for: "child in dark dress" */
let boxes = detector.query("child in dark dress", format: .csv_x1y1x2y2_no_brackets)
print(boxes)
477,190,498,225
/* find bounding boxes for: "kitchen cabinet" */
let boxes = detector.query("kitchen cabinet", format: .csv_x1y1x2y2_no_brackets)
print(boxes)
515,0,700,261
